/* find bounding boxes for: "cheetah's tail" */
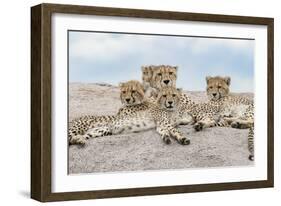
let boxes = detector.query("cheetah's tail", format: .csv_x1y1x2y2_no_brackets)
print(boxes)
248,125,254,161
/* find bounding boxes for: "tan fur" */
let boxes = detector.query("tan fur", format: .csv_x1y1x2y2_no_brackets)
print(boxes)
69,80,145,145
119,80,145,106
157,87,181,111
152,65,177,90
69,84,190,146
141,66,154,87
205,76,254,161
206,76,230,101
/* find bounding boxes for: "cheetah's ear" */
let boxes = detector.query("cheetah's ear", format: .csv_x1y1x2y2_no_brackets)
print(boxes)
154,89,160,99
141,66,146,72
224,76,231,86
206,76,212,84
173,66,178,71
139,83,145,92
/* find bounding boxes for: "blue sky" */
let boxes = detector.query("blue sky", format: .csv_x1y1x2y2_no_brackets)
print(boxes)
69,31,254,92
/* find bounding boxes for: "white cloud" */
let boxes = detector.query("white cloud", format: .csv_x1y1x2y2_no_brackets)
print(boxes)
69,31,254,92
69,32,165,61
70,32,254,63
187,37,254,54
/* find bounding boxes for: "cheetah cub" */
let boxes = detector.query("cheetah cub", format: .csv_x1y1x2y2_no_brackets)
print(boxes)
142,65,195,125
205,76,254,161
85,86,190,145
142,65,178,98
68,80,146,145
205,76,254,129
141,65,157,98
69,80,190,145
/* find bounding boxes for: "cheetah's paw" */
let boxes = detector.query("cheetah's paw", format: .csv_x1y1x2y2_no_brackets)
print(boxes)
194,122,204,131
163,136,172,144
179,137,190,145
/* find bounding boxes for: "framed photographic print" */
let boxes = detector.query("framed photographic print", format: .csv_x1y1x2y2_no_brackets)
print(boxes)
31,3,274,202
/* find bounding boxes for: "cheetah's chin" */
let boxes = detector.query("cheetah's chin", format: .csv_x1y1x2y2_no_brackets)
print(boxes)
165,105,175,110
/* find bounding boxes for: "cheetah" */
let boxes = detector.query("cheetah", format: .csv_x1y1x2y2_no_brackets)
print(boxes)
142,65,195,125
69,80,190,146
204,76,254,160
205,76,254,129
141,65,157,98
141,67,254,160
68,80,146,145
142,65,178,98
141,66,243,129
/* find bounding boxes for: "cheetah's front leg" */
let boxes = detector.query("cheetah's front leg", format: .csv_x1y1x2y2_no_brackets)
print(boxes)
156,126,172,144
230,118,254,129
156,124,190,145
193,116,216,131
168,126,190,145
223,117,253,129
69,135,87,145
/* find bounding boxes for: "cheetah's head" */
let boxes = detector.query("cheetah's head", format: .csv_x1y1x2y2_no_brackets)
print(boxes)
206,76,231,101
141,65,154,86
151,65,178,90
156,87,182,111
119,80,145,106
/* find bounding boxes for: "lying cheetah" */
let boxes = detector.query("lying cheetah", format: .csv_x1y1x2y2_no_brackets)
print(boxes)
204,76,254,160
185,76,254,131
68,80,146,145
69,80,190,145
141,67,254,160
141,65,227,127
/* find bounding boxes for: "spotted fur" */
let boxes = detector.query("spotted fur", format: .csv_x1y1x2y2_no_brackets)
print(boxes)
119,80,145,106
141,65,178,98
205,76,255,160
69,80,145,145
69,81,190,146
85,86,190,145
151,65,178,90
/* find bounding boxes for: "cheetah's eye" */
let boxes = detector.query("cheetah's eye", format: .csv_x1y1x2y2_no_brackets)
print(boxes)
163,95,167,98
131,90,136,93
122,91,126,94
209,86,213,89
172,94,176,97
169,72,173,75
218,86,222,89
158,73,162,76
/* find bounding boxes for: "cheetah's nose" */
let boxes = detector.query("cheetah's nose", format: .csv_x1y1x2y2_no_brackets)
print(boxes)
212,93,217,97
168,101,173,105
126,98,130,102
163,80,170,85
